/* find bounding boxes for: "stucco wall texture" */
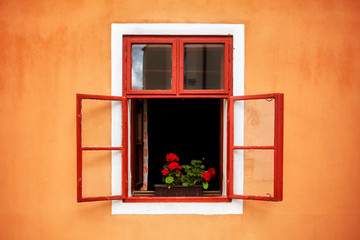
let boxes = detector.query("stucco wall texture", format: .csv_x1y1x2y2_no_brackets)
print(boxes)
1,0,360,239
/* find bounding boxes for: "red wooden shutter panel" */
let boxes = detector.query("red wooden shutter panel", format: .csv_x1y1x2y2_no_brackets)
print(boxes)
76,94,127,202
229,93,283,201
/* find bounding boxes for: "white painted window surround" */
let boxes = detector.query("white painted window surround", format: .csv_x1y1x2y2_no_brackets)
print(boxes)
111,24,244,214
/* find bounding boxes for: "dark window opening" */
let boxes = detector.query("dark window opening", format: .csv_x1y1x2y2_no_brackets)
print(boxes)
132,98,222,195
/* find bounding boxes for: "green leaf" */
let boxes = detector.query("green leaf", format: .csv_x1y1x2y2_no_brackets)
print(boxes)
203,182,209,190
165,176,174,184
182,182,189,186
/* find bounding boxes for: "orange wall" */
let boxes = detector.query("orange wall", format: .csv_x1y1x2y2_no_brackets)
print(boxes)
1,0,360,239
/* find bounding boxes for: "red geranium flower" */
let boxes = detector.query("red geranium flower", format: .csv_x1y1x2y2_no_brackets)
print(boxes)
168,161,182,171
161,168,169,175
166,153,179,162
202,171,211,181
208,168,216,177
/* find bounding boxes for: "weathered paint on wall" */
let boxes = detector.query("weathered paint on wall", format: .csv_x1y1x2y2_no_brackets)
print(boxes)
0,0,359,239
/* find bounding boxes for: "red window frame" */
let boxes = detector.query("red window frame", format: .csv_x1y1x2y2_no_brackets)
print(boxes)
125,96,229,203
76,94,127,202
122,36,233,203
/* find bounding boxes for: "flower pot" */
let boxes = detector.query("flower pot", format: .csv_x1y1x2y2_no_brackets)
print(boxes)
154,184,203,197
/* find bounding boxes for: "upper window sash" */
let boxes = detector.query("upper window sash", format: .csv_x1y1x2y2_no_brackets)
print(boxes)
123,36,232,96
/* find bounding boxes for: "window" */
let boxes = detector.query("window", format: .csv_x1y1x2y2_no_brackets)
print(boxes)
76,24,283,214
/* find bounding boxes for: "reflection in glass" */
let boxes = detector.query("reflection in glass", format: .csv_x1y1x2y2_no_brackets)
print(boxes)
184,44,224,90
131,44,172,90
234,99,275,147
82,99,113,147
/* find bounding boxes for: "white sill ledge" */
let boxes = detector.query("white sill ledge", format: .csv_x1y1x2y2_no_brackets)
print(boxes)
112,199,243,215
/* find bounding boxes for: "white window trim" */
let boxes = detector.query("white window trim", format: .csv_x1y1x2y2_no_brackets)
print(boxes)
111,23,244,214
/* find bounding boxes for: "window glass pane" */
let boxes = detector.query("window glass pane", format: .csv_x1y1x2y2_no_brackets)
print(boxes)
184,44,224,90
82,99,122,147
82,99,112,147
131,44,172,90
234,149,274,197
234,98,275,146
82,150,122,198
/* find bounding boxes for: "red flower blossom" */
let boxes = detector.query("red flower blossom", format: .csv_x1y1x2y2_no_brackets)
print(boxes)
161,168,169,175
202,171,212,181
208,168,216,177
166,153,179,162
168,161,182,171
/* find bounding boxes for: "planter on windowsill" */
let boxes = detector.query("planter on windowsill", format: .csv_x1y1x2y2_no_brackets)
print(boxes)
154,184,203,197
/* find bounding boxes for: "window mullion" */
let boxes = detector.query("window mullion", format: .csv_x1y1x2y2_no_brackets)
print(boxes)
176,38,181,96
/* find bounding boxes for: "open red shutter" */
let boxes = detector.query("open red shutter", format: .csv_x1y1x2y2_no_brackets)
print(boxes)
76,94,127,202
229,93,283,201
